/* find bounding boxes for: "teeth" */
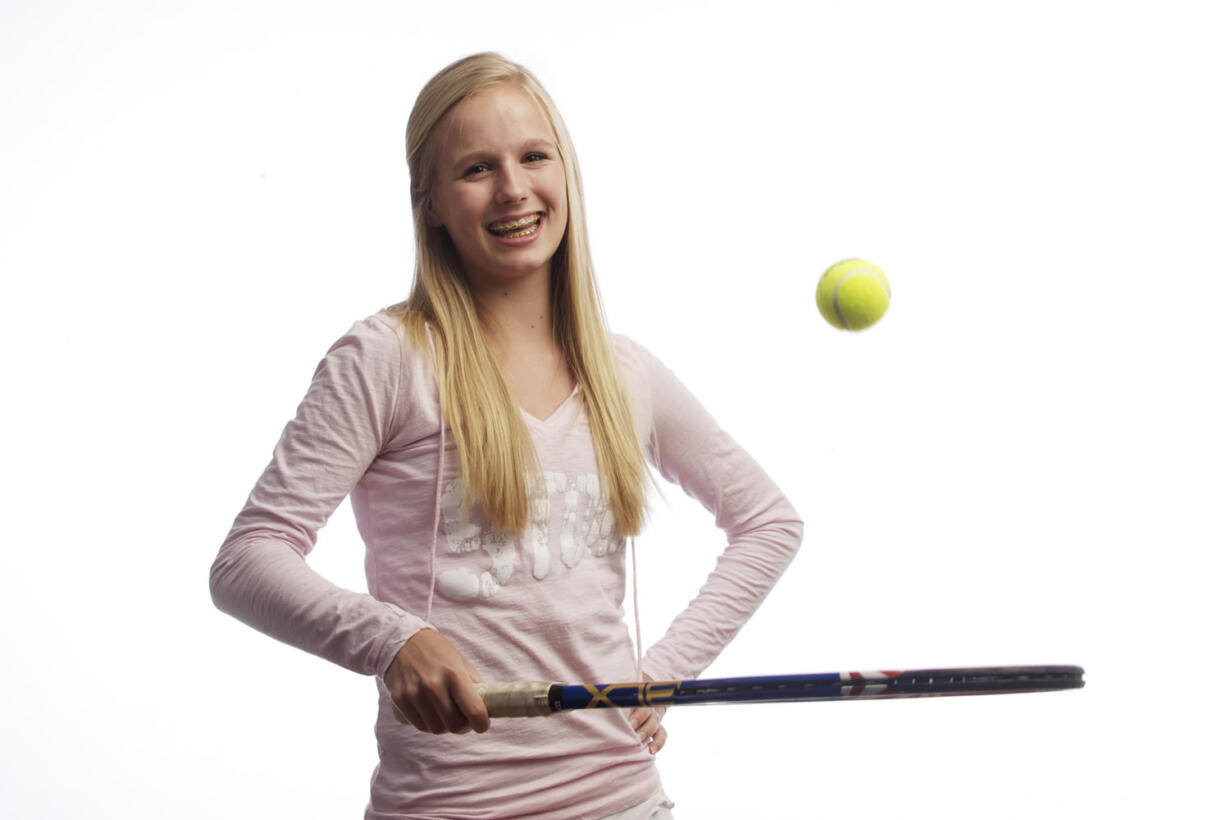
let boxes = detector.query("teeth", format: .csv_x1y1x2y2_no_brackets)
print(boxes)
490,214,541,232
503,224,538,238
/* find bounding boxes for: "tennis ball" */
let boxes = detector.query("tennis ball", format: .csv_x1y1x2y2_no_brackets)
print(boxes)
816,259,891,331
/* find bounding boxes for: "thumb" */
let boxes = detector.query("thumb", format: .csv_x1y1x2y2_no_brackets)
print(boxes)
465,658,485,684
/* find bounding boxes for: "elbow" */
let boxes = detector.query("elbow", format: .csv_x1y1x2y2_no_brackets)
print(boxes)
208,533,305,616
209,519,298,607
209,535,258,614
209,545,236,613
780,502,804,554
784,515,804,562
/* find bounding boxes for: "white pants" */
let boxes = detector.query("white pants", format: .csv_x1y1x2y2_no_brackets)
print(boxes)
599,787,675,819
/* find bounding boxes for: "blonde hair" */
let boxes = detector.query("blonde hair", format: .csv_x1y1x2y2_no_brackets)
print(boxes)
388,52,647,537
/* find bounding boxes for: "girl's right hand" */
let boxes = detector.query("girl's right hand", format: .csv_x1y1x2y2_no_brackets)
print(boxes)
383,629,491,734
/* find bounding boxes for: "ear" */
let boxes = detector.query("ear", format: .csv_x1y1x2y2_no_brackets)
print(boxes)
424,198,443,228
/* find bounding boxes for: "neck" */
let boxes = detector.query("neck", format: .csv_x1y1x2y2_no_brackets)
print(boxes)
470,269,556,358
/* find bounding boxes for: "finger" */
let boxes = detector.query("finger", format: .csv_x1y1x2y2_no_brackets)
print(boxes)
392,701,426,732
649,725,668,754
436,676,483,730
634,710,659,742
411,684,453,735
439,696,477,734
415,673,475,734
627,706,647,731
452,678,491,733
421,702,449,734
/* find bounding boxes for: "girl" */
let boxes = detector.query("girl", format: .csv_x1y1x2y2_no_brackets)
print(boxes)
211,52,803,819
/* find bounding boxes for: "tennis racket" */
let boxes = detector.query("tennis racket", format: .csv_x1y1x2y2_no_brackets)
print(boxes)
476,665,1084,717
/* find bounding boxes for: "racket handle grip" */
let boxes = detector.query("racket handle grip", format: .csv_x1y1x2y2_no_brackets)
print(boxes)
476,681,557,717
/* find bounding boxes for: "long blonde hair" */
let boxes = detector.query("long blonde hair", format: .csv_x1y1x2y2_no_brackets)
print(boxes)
388,52,647,537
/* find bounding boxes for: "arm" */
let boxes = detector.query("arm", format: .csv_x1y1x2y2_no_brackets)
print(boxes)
209,316,426,678
210,316,489,732
630,342,805,683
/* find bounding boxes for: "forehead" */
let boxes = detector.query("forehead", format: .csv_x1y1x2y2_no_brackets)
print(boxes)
438,83,555,154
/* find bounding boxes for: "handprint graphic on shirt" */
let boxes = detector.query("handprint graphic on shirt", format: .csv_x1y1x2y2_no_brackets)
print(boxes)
435,472,621,602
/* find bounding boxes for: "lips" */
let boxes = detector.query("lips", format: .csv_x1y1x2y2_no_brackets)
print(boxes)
488,213,542,238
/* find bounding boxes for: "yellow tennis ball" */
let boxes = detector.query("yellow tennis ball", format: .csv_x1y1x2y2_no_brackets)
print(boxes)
816,259,891,331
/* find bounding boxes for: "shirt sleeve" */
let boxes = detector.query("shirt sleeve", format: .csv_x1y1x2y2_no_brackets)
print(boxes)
625,340,804,682
209,315,430,678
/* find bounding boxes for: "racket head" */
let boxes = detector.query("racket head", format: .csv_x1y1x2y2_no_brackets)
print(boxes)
863,665,1085,697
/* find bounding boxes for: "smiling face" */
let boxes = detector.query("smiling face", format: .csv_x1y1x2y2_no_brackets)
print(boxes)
425,83,569,292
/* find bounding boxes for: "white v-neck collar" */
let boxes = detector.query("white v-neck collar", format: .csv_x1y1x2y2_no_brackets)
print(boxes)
520,384,579,426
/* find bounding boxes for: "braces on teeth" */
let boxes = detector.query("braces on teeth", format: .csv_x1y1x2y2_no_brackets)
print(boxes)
491,214,541,236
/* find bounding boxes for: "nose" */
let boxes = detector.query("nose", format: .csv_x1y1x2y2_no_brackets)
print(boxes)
495,164,529,203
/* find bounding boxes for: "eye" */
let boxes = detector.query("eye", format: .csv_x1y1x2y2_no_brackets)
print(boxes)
463,163,491,177
524,152,548,163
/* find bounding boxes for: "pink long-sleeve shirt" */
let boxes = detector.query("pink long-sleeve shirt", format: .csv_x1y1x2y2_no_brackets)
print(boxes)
210,312,803,819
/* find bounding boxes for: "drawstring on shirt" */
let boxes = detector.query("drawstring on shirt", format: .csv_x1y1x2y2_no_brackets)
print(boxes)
425,325,444,626
630,535,643,681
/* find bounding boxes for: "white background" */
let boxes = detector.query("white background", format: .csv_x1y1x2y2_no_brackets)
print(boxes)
2,1,1223,817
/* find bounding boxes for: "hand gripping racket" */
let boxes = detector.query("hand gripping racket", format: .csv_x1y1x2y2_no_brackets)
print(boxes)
475,665,1084,717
